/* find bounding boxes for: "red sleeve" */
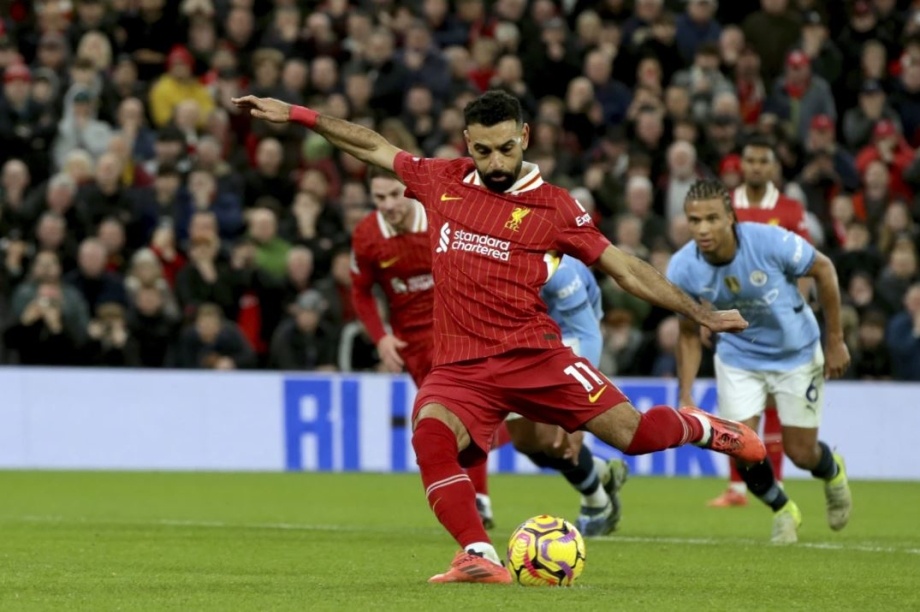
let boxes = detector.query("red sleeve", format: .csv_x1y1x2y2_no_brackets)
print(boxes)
786,200,812,243
349,240,388,345
553,191,611,265
855,147,879,176
392,152,452,207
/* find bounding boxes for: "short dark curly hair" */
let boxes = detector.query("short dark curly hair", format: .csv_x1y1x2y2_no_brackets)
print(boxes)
685,179,733,214
463,90,524,128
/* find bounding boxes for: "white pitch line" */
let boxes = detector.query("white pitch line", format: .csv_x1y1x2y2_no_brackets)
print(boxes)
597,534,920,555
8,515,920,556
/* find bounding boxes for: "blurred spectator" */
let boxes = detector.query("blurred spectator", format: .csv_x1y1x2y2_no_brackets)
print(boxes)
52,86,112,169
850,309,892,379
64,237,128,315
5,251,89,365
676,0,721,66
0,63,57,183
175,229,236,320
148,45,214,128
797,11,842,89
660,141,705,223
117,0,181,82
876,241,920,313
175,168,243,242
765,50,836,144
269,289,338,371
315,247,357,331
885,282,920,380
127,284,180,368
833,221,885,289
624,175,667,249
85,301,140,366
242,137,295,208
801,114,860,199
245,207,291,281
891,53,920,146
75,152,133,234
741,0,801,89
176,302,255,369
124,247,179,319
599,309,645,376
855,120,915,203
843,79,903,152
0,158,32,238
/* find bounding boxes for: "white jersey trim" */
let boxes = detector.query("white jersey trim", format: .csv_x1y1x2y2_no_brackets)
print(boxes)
463,161,544,194
733,182,780,210
375,199,427,239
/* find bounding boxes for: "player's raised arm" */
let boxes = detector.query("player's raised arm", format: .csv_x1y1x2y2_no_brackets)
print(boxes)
803,251,851,379
232,95,403,172
595,245,747,334
676,317,703,407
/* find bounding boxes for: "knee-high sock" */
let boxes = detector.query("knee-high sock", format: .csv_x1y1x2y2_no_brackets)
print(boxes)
413,418,490,549
527,445,601,496
625,406,704,455
466,462,489,496
737,458,788,512
762,406,784,482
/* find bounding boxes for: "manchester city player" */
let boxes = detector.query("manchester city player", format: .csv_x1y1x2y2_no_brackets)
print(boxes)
505,254,628,537
667,180,853,544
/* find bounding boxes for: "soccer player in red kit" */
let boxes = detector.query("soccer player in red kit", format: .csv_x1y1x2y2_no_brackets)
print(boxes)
350,169,626,535
234,91,766,584
349,169,494,523
706,137,812,508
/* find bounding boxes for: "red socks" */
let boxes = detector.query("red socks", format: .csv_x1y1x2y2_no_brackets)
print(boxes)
625,406,704,455
730,405,784,484
466,462,489,496
763,406,784,481
413,418,490,548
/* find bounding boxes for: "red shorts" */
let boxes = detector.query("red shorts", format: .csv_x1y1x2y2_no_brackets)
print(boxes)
401,333,434,387
413,346,628,467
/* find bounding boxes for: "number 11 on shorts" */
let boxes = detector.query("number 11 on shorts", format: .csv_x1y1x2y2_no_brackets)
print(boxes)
564,363,606,391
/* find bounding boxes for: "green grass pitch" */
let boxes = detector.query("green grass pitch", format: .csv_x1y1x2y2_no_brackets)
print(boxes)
1,472,918,611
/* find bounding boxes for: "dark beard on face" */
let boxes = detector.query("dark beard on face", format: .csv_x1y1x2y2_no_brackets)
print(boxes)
481,171,515,192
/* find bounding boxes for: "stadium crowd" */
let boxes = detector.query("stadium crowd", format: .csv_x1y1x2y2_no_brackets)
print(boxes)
0,0,918,379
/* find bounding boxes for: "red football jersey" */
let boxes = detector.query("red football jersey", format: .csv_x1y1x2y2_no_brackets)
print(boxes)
732,183,811,242
350,199,434,344
393,152,611,366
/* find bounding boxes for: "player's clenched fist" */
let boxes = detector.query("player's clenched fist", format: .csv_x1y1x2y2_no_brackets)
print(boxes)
231,95,292,123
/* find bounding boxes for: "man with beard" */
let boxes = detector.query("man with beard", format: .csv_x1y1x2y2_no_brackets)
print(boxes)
234,89,764,584
351,168,627,536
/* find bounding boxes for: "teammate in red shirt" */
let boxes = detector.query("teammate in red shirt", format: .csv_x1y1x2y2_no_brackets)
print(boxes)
351,169,626,536
706,138,812,509
235,91,765,584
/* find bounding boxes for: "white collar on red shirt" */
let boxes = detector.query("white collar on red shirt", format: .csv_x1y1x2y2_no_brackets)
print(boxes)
376,199,428,239
733,182,779,209
463,162,544,195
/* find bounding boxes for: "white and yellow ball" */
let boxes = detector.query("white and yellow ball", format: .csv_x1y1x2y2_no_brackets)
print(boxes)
506,515,586,586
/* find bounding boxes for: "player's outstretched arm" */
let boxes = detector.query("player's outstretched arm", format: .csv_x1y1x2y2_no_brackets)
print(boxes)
595,244,748,333
232,96,403,172
804,251,851,379
676,316,703,407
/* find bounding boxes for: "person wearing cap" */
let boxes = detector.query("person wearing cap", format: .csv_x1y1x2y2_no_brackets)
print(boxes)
855,119,916,202
843,79,903,151
801,114,860,194
797,10,842,87
764,48,836,143
0,62,57,180
718,154,743,190
148,45,215,128
268,289,339,371
52,85,114,170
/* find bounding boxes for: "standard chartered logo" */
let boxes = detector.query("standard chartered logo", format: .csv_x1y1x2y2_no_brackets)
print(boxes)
434,222,511,261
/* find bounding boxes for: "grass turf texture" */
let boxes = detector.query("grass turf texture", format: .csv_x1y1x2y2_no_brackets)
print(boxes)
0,472,918,611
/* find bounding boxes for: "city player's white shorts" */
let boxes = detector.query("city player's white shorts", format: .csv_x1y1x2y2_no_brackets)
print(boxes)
714,344,825,429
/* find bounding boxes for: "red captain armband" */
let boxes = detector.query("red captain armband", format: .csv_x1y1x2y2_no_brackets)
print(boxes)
290,105,318,128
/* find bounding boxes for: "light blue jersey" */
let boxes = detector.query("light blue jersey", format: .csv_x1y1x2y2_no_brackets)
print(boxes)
542,255,603,366
666,222,820,371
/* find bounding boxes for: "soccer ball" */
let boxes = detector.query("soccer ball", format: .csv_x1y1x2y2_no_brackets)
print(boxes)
506,515,586,586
